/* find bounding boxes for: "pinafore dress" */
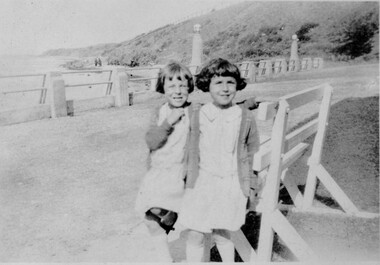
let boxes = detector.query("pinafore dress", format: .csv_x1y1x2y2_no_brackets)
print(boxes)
178,103,247,233
135,103,190,215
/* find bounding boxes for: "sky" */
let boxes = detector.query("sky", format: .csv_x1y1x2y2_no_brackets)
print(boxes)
0,0,245,56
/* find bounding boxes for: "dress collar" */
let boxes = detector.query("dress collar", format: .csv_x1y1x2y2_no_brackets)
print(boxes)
202,102,241,122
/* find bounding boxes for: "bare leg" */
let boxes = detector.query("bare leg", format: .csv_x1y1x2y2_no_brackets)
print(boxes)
213,229,235,262
186,230,205,262
144,218,173,262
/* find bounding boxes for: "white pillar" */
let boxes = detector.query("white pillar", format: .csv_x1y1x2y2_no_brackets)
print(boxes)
289,34,300,72
49,71,67,118
150,68,160,92
190,24,203,69
112,67,129,107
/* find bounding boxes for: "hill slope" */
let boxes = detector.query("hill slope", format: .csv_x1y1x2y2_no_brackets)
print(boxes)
43,1,379,65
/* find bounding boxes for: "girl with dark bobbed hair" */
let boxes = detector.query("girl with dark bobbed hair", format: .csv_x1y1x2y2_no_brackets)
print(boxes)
195,58,247,92
178,58,260,262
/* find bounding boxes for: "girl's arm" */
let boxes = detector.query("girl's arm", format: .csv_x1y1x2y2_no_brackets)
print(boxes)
237,97,260,110
246,114,261,210
247,115,260,190
145,109,174,151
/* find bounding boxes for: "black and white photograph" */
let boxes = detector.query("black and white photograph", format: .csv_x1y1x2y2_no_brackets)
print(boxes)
0,0,379,263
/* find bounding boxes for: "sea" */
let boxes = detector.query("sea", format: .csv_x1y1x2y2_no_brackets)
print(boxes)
0,55,148,109
0,55,76,75
0,55,98,109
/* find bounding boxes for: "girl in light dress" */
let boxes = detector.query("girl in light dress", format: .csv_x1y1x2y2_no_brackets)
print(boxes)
135,61,195,262
178,58,260,262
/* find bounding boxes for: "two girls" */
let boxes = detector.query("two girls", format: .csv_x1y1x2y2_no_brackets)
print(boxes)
136,58,260,262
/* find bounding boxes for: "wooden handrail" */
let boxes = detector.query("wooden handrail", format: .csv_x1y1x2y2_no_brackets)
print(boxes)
129,77,157,81
65,81,113,88
133,91,148,95
1,87,47,94
0,73,46,78
125,66,162,71
61,69,112,74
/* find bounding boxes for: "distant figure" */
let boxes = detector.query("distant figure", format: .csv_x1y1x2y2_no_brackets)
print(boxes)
130,60,138,67
94,57,102,67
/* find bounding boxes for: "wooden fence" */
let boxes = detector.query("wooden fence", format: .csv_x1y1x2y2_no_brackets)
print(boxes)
0,56,323,126
237,57,324,83
0,73,50,125
200,83,379,262
0,68,130,126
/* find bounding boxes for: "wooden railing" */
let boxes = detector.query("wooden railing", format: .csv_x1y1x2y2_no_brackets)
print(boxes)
237,57,324,83
0,57,323,126
199,83,378,262
0,73,48,104
0,68,129,125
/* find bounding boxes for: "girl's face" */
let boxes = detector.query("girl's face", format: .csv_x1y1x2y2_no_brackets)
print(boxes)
164,75,189,108
209,75,237,108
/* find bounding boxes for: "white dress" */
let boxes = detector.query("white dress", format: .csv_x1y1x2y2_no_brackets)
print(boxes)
178,103,247,233
135,103,189,215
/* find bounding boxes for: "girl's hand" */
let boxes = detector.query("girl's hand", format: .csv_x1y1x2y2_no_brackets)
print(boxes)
247,188,259,211
167,108,185,126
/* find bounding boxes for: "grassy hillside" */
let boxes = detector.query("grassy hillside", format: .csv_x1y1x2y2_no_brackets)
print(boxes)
42,1,379,66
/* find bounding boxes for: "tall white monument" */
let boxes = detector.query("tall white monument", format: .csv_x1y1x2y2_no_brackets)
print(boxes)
190,24,203,68
289,34,300,72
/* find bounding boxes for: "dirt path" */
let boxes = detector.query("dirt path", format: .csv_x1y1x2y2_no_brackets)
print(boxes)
0,64,378,262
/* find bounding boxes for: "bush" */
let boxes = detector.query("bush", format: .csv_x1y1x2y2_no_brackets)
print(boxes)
330,8,379,58
296,22,319,42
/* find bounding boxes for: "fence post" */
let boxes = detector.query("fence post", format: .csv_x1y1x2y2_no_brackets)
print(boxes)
238,61,256,83
319,58,324,69
289,34,300,72
288,59,300,73
150,68,160,92
247,62,256,82
48,71,67,118
112,67,129,107
306,58,312,70
316,57,324,69
301,58,312,71
273,59,287,75
262,60,273,78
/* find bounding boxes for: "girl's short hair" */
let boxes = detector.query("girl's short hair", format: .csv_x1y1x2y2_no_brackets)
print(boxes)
196,58,247,92
156,61,194,94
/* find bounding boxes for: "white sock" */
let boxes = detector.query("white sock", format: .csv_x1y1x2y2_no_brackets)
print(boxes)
186,240,204,262
151,233,173,262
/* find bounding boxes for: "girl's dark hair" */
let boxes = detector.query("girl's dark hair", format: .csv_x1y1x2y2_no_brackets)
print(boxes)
196,58,247,92
156,61,194,94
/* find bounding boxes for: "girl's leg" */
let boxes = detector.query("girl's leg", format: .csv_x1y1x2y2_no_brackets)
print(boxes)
144,218,173,262
186,230,205,262
213,229,235,262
